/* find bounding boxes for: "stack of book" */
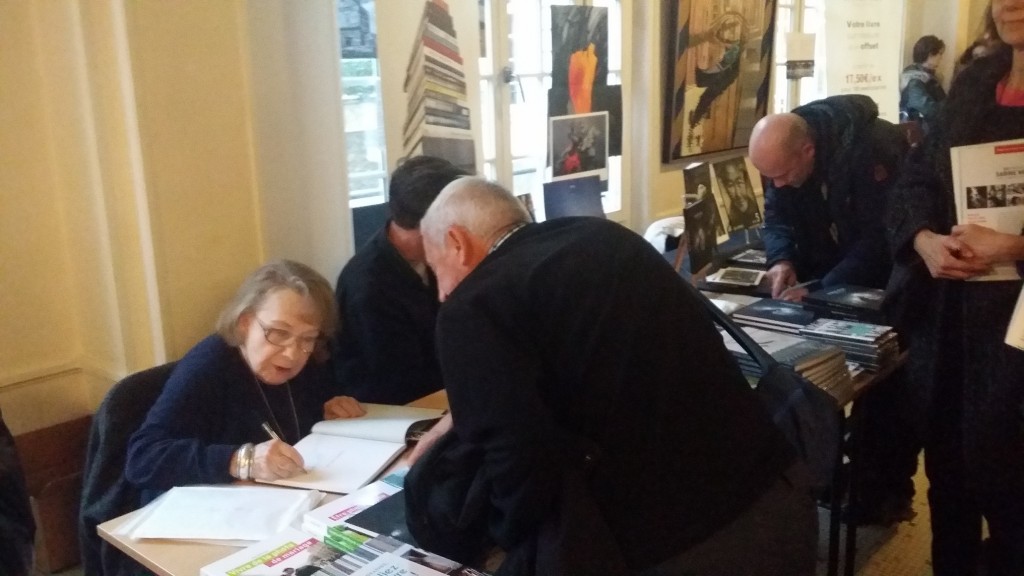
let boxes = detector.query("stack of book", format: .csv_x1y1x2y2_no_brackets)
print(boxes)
732,299,817,334
302,470,406,540
402,0,475,172
799,318,900,372
719,326,852,404
801,284,887,324
201,525,489,576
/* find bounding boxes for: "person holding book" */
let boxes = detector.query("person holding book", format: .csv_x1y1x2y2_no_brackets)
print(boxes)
126,260,364,504
332,155,466,405
888,2,1024,571
408,177,817,575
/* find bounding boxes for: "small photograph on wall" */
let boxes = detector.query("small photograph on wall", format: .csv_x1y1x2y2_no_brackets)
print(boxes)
711,156,763,231
550,112,609,181
551,5,609,113
549,85,623,156
663,0,777,161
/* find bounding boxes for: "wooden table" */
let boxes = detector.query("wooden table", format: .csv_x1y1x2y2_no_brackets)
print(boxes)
98,391,448,576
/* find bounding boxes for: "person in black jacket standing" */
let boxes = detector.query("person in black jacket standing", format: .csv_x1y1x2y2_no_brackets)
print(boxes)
408,177,816,576
750,94,918,526
888,2,1024,571
332,156,465,405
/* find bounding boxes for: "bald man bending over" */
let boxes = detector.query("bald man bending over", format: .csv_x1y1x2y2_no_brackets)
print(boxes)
750,95,906,301
752,95,919,527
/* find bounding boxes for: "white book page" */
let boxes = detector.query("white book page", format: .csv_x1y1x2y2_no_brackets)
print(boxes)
128,486,320,541
951,139,1024,281
310,403,444,444
265,435,405,494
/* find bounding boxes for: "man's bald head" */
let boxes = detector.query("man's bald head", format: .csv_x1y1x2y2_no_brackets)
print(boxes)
749,113,816,189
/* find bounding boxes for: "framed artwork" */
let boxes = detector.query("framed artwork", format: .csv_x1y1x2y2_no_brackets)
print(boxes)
549,112,609,182
663,0,777,162
711,156,763,232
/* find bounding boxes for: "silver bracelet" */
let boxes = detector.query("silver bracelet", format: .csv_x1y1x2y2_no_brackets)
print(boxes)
236,443,254,481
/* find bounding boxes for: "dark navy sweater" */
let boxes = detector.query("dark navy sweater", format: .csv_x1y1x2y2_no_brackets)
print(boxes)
125,335,331,502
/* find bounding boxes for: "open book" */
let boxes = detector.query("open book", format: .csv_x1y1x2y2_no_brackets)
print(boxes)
261,404,444,495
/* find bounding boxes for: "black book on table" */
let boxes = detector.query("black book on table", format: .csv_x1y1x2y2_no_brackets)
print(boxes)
342,491,418,548
802,284,885,315
733,299,817,330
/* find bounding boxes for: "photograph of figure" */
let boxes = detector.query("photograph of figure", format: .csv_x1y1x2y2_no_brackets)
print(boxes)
684,196,718,275
712,157,763,230
988,184,1007,207
967,186,988,209
550,112,609,180
683,162,727,241
1008,183,1024,206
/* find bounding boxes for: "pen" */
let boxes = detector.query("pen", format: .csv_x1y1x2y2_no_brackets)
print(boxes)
261,422,307,473
261,422,281,441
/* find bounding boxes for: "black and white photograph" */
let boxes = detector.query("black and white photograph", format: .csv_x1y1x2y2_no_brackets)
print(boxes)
712,157,763,231
683,162,727,241
684,196,718,275
967,185,988,209
988,184,1007,207
709,267,765,286
549,112,609,181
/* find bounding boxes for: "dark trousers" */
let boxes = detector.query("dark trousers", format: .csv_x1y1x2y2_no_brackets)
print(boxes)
850,364,921,507
644,463,818,576
915,299,1024,576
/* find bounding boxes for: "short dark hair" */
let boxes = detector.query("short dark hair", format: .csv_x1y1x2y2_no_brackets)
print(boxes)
912,35,945,64
388,156,467,229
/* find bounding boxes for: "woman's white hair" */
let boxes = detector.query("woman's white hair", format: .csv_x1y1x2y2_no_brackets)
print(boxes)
421,177,531,247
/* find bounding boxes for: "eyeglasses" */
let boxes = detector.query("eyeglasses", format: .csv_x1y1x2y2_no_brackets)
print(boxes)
255,318,319,354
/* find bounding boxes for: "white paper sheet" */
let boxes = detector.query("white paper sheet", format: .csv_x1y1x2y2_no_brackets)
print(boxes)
127,485,321,541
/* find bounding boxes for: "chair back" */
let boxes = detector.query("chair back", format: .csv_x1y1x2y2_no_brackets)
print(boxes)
79,362,177,576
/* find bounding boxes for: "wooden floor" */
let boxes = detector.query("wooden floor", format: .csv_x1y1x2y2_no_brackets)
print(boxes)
817,455,934,576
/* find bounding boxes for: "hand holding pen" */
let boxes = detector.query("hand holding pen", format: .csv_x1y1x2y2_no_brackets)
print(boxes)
249,422,307,481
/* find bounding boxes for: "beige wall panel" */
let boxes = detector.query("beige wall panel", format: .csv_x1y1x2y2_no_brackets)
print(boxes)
0,3,80,383
125,1,262,358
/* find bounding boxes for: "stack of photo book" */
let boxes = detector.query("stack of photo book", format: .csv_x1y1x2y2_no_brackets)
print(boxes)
798,318,900,373
800,284,887,324
731,299,816,335
719,326,852,404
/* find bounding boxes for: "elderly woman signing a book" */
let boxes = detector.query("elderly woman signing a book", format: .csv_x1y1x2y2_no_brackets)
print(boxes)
125,260,364,503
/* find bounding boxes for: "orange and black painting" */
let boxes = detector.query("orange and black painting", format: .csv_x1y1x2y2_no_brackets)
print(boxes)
663,0,777,161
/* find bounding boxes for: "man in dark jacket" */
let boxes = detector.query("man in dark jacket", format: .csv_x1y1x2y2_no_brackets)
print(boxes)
751,94,917,525
900,35,947,135
751,94,906,300
409,177,817,576
332,156,465,405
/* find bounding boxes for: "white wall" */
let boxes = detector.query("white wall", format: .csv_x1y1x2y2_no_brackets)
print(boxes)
0,0,352,435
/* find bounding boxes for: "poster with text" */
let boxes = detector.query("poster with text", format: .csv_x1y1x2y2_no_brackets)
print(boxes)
376,0,484,175
824,0,905,122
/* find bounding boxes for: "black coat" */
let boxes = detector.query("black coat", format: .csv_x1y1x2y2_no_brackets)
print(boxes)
409,218,794,575
887,48,1024,569
0,409,34,576
763,94,907,289
332,224,443,405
